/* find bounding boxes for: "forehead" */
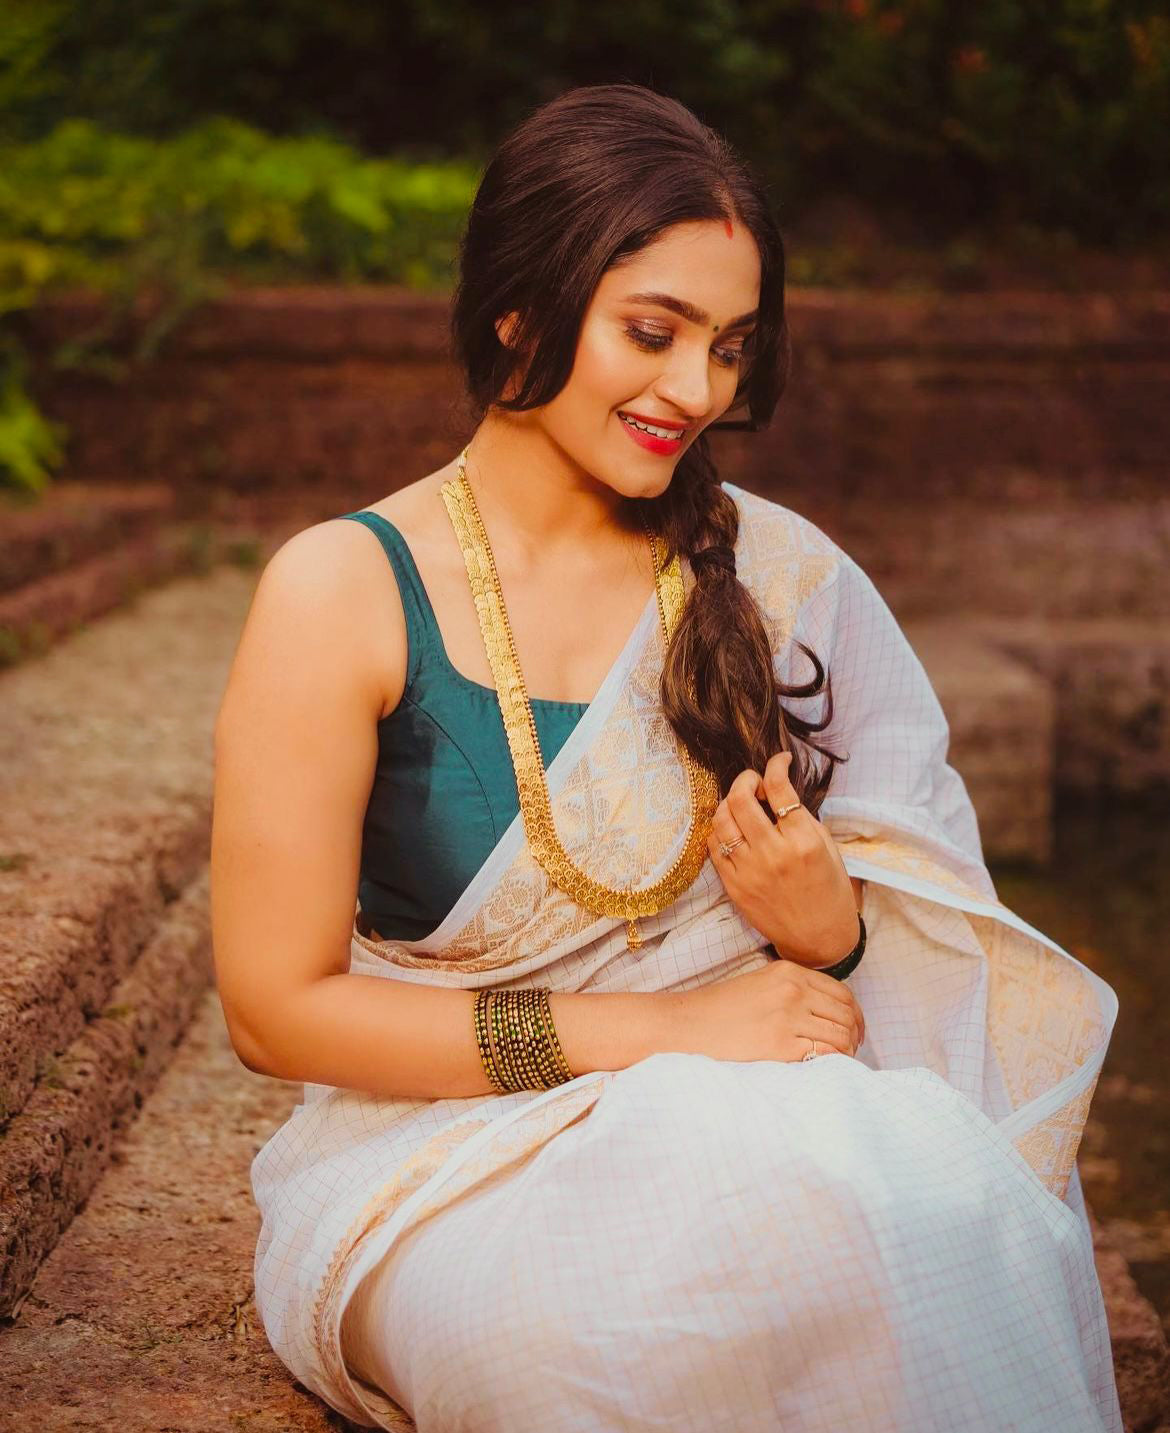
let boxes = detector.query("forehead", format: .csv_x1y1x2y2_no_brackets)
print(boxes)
595,220,761,320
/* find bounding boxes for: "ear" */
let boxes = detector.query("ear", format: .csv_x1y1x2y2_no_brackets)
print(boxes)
494,310,523,348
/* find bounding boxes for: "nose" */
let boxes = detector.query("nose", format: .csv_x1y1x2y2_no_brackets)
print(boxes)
652,343,714,422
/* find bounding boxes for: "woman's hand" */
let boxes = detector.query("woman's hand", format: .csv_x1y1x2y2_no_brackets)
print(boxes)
707,752,860,968
665,958,865,1063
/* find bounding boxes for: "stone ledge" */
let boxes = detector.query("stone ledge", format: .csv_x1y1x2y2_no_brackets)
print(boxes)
968,616,1170,795
0,569,256,1133
21,286,1170,363
18,287,1170,501
0,482,177,596
0,871,213,1318
0,810,210,1121
0,988,337,1431
1093,1209,1170,1432
0,521,252,668
800,496,1170,622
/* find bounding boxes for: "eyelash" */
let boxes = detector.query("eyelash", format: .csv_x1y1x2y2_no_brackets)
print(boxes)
624,323,748,368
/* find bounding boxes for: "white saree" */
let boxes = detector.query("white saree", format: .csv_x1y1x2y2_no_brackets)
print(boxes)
250,483,1122,1432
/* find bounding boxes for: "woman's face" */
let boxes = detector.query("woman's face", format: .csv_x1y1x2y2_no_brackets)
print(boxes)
503,218,762,501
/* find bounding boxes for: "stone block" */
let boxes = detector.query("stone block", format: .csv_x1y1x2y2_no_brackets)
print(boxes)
969,617,1170,794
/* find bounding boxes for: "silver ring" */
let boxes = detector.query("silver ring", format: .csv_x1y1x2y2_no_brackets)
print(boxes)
801,1039,820,1062
718,836,746,858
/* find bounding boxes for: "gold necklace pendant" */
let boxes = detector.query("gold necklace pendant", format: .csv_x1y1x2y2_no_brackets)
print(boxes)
441,446,719,951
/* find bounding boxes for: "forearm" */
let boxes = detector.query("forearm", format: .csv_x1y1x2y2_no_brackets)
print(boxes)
781,875,866,971
245,973,676,1100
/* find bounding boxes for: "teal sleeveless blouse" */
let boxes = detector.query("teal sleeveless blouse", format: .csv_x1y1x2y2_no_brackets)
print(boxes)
335,511,589,942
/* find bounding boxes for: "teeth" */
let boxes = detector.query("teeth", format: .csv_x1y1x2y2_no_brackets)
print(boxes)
621,414,682,440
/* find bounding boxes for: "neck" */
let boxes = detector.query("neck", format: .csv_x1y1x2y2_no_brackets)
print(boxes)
457,411,645,571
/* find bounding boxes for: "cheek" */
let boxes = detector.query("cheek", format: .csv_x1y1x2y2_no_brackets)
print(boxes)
572,328,649,408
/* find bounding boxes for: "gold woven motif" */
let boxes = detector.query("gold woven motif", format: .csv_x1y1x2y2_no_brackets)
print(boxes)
440,451,720,950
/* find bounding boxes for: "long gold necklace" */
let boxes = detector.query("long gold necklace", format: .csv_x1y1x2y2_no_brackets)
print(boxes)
440,446,719,951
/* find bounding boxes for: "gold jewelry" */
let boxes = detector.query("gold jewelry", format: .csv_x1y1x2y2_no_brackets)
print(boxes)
718,835,746,857
802,1039,821,1062
473,989,507,1093
442,445,719,951
474,987,575,1092
774,801,801,821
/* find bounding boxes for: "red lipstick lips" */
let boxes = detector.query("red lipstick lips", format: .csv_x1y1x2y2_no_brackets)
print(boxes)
617,410,691,431
617,410,689,456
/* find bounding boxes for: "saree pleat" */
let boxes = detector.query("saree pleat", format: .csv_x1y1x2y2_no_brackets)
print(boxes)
250,484,1122,1431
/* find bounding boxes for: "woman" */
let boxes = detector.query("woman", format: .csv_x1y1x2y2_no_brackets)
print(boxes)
211,84,1122,1431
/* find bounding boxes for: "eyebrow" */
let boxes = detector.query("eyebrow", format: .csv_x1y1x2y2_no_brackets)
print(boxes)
621,291,759,331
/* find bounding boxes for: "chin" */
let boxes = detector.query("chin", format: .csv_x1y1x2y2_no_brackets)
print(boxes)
610,469,673,501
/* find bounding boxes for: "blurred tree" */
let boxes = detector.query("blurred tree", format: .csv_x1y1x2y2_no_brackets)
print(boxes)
1,0,1166,240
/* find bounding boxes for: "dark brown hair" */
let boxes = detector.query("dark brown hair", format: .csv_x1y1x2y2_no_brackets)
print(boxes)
449,82,846,812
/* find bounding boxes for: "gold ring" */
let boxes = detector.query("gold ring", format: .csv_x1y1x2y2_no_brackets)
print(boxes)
718,835,746,858
774,801,802,822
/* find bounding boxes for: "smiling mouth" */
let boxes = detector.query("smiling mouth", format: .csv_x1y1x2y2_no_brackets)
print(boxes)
617,412,690,440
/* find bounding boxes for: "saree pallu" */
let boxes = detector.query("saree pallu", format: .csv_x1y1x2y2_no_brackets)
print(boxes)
250,484,1122,1432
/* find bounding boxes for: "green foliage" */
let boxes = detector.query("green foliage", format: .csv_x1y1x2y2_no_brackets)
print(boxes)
0,334,65,492
0,116,478,490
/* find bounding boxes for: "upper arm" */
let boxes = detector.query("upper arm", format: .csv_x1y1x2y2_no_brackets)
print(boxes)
209,520,405,1070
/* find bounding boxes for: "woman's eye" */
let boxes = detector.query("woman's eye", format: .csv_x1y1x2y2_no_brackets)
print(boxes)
624,324,744,368
625,324,670,353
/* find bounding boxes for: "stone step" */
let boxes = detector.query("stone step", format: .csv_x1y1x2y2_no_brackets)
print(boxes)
904,608,1170,837
967,614,1170,796
0,516,268,672
796,496,1170,621
0,482,177,596
0,567,258,1314
0,521,212,667
0,871,212,1320
0,983,1164,1431
0,485,345,671
20,287,1170,503
0,987,337,1431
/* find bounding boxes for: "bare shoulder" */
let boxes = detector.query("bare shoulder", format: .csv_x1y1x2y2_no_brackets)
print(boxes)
358,464,457,545
233,508,415,726
259,464,460,715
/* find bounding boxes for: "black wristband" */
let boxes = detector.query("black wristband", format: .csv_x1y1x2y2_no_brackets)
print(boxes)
764,912,866,982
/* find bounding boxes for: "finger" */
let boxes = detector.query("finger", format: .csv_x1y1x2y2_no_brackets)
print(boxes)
707,830,744,870
711,803,747,851
815,982,865,1048
762,750,801,822
726,772,780,843
807,1014,857,1056
810,989,861,1035
810,998,862,1049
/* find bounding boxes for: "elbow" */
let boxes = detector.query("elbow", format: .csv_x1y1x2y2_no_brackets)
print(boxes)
234,1035,273,1077
235,1041,271,1076
221,1011,275,1077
